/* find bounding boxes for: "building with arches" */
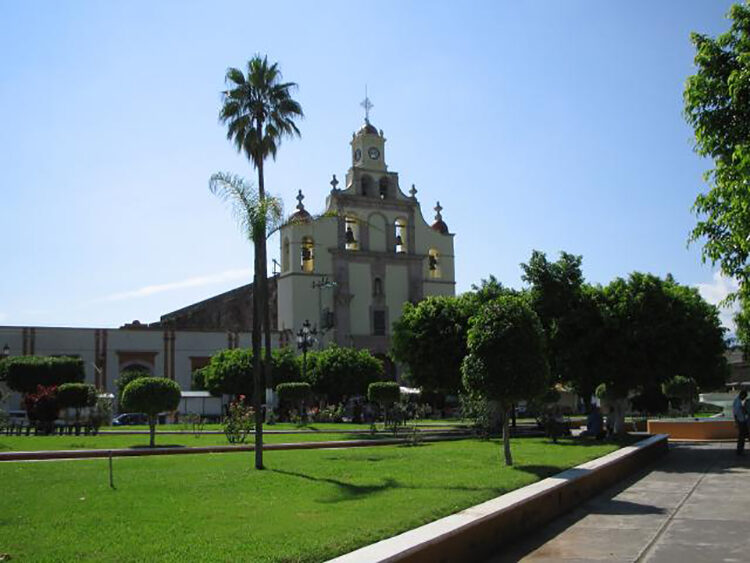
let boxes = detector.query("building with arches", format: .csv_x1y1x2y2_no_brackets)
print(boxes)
277,118,455,374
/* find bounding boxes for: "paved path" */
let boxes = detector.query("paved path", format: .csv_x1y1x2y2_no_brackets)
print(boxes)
488,442,750,562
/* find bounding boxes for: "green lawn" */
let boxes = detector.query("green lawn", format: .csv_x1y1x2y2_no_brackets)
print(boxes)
97,419,468,432
0,437,623,562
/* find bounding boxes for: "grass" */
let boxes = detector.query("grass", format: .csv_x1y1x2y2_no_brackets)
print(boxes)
97,419,468,432
0,437,624,562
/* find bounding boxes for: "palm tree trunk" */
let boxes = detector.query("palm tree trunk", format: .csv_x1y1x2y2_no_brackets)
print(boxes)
252,247,264,470
254,141,267,469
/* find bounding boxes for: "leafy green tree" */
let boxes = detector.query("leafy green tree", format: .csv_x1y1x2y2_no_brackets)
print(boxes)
662,375,699,416
219,56,303,470
270,347,301,386
599,273,727,431
368,381,401,424
684,3,750,346
209,172,284,470
521,251,607,404
199,348,254,398
462,296,549,466
57,383,97,423
307,345,383,404
121,377,181,448
391,295,474,395
4,356,84,394
115,367,150,412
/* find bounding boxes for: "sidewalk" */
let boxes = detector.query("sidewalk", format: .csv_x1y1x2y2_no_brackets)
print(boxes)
487,442,750,562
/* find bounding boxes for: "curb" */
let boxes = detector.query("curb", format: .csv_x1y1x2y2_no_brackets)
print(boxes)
327,434,669,563
0,433,470,462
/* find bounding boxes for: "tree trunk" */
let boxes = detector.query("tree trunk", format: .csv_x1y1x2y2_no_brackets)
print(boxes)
612,398,627,436
502,405,513,466
252,249,264,470
149,416,156,448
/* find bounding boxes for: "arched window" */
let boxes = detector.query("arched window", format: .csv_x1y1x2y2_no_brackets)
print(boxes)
361,175,373,196
282,237,290,272
373,277,383,297
394,219,407,253
345,216,359,250
428,248,441,279
301,237,314,273
379,177,389,200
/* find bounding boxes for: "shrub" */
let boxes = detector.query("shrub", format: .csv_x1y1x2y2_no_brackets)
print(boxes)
222,397,254,444
23,385,60,434
201,349,254,397
57,383,97,422
115,367,150,411
368,381,401,405
5,356,84,394
121,377,181,447
276,382,312,423
662,375,699,415
308,345,384,403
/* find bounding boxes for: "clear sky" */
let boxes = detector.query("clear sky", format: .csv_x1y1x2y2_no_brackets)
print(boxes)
0,0,740,330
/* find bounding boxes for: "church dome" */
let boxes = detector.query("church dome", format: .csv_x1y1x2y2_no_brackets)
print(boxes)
358,121,379,136
289,209,312,223
430,201,449,234
431,219,449,235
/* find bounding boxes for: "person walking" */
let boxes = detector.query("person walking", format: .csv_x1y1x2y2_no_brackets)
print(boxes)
733,389,748,455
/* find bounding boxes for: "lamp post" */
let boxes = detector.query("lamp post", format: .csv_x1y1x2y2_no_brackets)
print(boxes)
1,344,9,360
296,320,317,381
312,276,337,347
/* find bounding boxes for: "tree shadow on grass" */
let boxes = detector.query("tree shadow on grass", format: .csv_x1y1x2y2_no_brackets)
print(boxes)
129,444,187,449
269,467,509,503
269,468,399,503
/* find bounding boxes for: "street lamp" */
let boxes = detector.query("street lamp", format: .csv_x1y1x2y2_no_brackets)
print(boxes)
296,320,318,380
1,344,9,359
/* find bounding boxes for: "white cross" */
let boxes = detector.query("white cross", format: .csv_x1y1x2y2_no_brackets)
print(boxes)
360,86,373,122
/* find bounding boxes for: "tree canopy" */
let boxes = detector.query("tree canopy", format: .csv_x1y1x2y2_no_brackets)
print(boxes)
121,377,181,447
462,295,549,465
305,345,383,404
684,3,750,346
3,356,84,394
391,295,474,395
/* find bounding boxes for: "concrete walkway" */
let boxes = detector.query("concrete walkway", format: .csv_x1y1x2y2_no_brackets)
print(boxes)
488,442,750,562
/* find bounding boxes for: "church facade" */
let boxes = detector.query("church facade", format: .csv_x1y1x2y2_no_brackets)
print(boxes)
0,116,455,403
277,118,455,368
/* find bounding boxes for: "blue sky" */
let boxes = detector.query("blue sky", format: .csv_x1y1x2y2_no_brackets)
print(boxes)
0,0,740,329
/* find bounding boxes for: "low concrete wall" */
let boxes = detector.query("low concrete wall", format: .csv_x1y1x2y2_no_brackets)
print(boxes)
647,419,736,440
328,434,669,563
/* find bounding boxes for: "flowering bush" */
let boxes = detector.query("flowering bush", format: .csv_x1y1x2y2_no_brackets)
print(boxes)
223,396,255,444
24,385,60,434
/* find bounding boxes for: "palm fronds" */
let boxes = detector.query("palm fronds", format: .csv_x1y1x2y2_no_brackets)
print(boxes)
209,172,284,242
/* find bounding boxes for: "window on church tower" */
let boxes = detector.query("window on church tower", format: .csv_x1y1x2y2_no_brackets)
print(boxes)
361,175,372,196
345,217,359,250
373,310,386,336
301,237,314,273
373,277,383,297
428,248,441,279
394,219,407,253
379,177,388,200
282,237,290,272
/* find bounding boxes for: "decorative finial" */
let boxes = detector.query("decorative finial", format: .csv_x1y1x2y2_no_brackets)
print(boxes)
434,201,443,221
409,184,417,198
360,85,373,123
330,174,339,192
296,189,305,211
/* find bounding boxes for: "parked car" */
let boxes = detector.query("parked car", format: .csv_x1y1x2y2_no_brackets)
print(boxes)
112,413,148,426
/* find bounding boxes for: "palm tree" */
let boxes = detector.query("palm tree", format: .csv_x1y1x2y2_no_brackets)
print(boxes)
209,172,284,470
219,56,302,469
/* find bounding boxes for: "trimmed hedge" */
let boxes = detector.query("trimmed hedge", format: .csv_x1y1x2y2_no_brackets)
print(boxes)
57,383,97,412
276,382,312,403
121,377,181,417
368,381,401,405
4,356,85,394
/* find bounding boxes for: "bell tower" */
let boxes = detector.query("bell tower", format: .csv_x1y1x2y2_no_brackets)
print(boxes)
350,93,386,172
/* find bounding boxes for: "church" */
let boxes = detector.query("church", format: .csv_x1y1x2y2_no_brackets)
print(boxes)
0,114,455,401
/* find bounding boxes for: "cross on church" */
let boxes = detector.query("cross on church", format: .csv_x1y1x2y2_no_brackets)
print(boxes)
360,87,373,122
434,201,443,220
296,189,305,211
330,174,339,191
